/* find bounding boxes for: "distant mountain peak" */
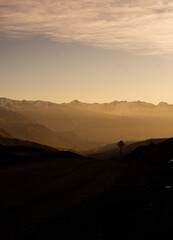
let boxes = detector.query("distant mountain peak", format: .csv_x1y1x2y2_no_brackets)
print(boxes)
70,100,82,105
157,101,169,106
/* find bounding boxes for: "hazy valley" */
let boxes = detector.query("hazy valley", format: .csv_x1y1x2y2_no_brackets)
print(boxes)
1,97,173,152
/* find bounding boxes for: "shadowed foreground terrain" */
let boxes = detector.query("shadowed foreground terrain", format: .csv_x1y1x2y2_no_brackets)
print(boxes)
1,138,173,239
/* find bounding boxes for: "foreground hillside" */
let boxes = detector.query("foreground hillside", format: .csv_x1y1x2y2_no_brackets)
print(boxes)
0,138,120,240
1,138,173,239
0,135,84,166
124,137,173,166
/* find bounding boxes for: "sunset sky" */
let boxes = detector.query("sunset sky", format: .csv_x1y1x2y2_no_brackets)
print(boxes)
1,0,173,104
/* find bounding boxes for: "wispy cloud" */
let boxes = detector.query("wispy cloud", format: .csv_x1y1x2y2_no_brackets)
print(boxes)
1,0,173,54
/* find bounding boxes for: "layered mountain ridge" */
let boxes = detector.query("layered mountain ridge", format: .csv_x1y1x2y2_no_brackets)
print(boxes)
1,97,173,111
1,97,173,151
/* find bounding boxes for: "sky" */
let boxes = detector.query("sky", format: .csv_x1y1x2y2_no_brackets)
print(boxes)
1,0,173,104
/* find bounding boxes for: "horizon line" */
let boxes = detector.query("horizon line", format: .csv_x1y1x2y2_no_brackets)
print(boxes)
0,97,172,106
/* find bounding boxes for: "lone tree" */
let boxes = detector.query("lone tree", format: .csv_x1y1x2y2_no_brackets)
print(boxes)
117,140,126,159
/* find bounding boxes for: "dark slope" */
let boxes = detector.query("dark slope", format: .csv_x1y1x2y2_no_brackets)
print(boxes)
120,138,173,188
124,138,173,166
87,138,167,160
0,135,84,165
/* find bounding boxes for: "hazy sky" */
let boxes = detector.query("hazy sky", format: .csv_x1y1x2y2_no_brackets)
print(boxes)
1,0,173,104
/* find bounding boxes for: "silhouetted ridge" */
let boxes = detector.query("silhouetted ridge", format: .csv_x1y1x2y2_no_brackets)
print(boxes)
87,138,167,160
124,137,173,166
0,135,84,165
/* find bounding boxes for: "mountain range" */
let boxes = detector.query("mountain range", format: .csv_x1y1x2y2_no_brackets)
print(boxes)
0,97,173,115
0,97,173,151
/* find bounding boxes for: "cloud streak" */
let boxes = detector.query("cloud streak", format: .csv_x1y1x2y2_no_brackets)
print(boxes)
1,0,173,54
